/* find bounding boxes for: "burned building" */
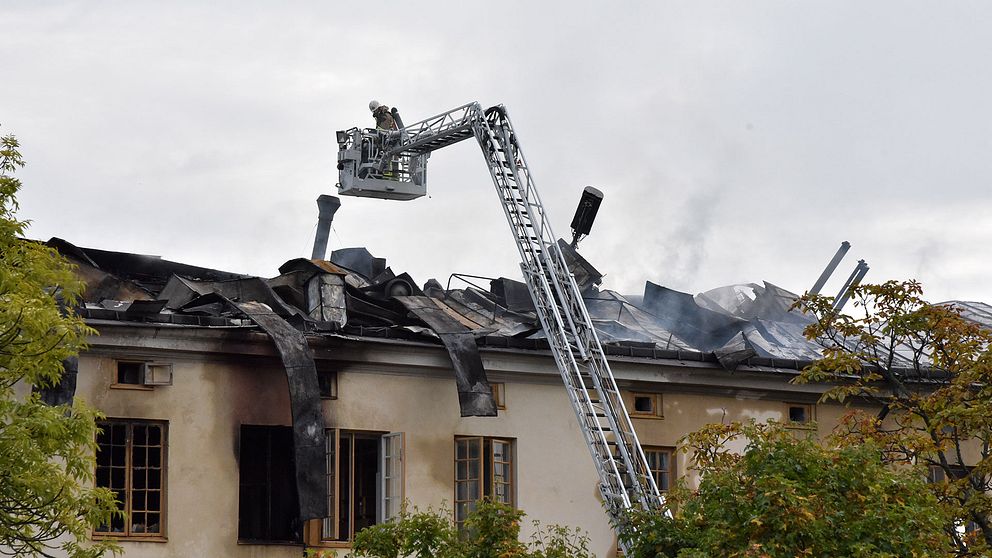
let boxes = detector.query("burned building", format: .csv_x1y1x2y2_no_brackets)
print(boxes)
50,231,961,557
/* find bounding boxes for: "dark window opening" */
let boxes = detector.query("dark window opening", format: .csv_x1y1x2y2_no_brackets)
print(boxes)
789,405,810,423
238,425,301,543
317,370,337,399
344,435,378,538
117,362,145,385
634,396,654,413
632,393,662,417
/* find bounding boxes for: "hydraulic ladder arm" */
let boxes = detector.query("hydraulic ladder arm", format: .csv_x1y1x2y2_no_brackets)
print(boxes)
336,102,663,544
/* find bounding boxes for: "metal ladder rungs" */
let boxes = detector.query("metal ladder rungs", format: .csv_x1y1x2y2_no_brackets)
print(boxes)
472,108,661,545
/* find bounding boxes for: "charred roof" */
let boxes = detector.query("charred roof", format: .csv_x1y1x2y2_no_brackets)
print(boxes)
53,236,990,373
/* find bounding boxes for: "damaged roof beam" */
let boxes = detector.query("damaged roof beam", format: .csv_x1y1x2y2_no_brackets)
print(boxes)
809,241,851,295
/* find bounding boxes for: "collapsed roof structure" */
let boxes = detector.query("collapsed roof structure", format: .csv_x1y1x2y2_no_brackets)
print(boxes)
59,228,992,393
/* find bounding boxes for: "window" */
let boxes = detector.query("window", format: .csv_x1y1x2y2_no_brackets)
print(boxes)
928,463,971,483
643,446,675,492
116,362,145,385
454,437,514,528
491,383,506,410
317,370,338,399
928,465,980,536
630,393,663,418
786,403,814,428
238,425,301,543
312,429,404,544
113,361,173,388
95,420,167,538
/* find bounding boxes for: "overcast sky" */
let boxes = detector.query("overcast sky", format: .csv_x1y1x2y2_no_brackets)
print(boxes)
3,1,991,303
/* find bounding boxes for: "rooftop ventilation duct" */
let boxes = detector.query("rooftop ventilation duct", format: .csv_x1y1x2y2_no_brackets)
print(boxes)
311,195,341,260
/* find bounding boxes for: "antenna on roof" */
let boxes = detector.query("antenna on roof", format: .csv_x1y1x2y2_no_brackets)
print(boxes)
833,259,869,312
809,241,851,295
570,186,604,249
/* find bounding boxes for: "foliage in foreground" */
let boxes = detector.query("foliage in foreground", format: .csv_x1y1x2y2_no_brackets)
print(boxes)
797,280,992,553
0,129,119,557
619,421,950,558
306,499,592,558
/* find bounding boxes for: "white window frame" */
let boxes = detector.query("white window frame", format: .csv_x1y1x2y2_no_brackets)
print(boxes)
379,432,404,523
319,429,404,543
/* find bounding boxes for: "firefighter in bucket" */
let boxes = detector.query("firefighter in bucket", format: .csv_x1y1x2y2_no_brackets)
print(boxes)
369,100,399,180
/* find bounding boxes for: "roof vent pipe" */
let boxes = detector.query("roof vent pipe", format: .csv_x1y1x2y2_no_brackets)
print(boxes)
311,195,341,260
809,241,851,295
833,259,869,312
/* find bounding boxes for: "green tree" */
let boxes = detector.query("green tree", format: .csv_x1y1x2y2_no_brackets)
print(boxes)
329,499,592,558
619,421,949,558
797,281,992,554
0,130,119,557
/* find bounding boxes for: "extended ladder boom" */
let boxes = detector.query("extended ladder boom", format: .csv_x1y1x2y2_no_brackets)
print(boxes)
339,102,663,544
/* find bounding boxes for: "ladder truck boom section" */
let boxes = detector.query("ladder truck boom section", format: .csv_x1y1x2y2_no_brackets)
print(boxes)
335,102,663,538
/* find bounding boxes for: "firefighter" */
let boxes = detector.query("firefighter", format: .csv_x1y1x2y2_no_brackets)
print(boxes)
369,100,397,131
369,100,399,179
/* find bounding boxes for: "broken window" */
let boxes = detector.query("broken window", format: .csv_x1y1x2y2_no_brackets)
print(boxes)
631,392,663,418
238,425,301,543
454,437,514,529
313,429,404,543
94,420,167,537
643,446,675,492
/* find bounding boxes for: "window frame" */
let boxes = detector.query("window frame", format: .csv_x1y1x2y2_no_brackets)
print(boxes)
111,360,152,390
490,382,506,410
785,403,815,429
642,446,676,493
317,369,338,400
111,360,172,389
453,436,516,529
93,419,168,541
307,429,404,547
630,392,663,419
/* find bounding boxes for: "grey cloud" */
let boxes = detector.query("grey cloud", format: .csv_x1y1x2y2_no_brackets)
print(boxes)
3,1,992,305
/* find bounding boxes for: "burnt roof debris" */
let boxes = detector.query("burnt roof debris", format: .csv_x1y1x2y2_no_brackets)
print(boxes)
713,332,757,371
694,282,810,324
54,235,992,375
395,296,498,417
48,237,247,296
490,277,536,314
160,276,305,318
640,282,744,351
557,239,603,295
330,247,387,282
